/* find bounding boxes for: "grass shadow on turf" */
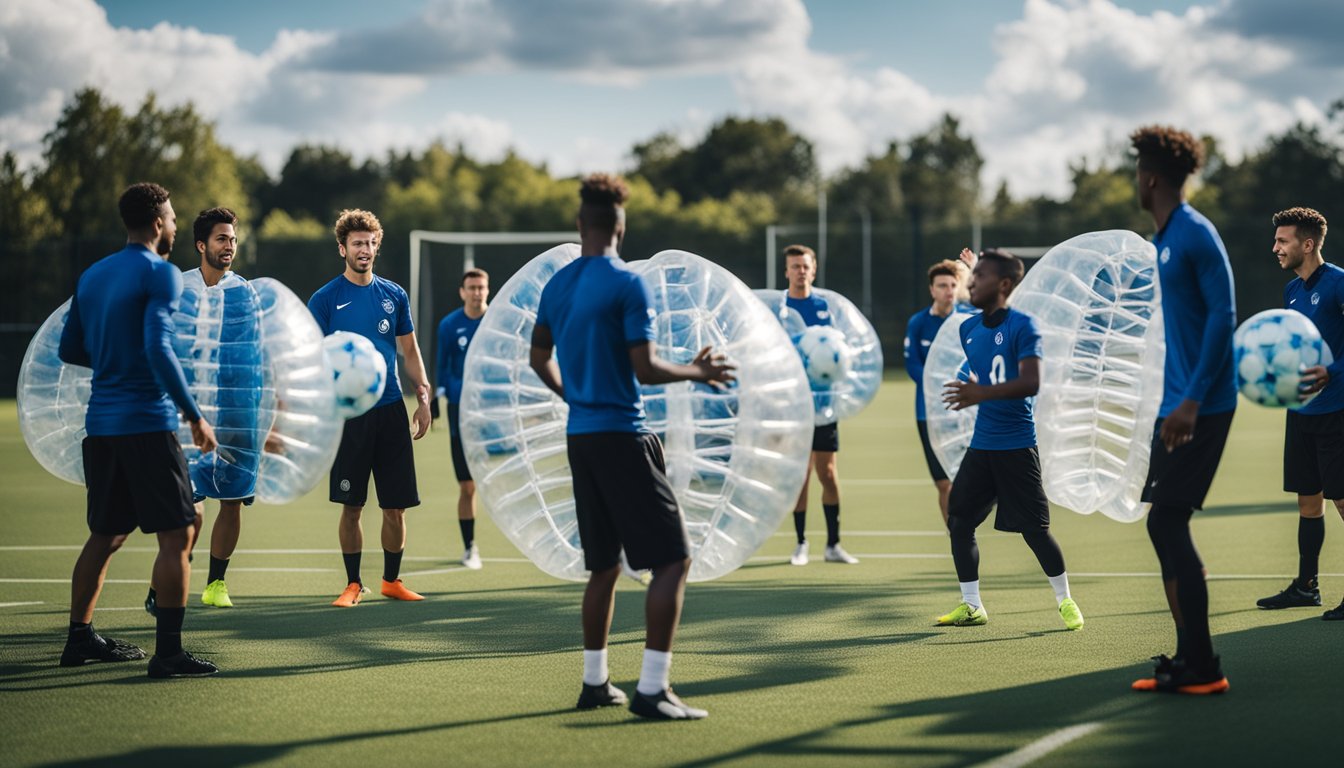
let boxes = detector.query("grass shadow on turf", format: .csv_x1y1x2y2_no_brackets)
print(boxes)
664,614,1343,768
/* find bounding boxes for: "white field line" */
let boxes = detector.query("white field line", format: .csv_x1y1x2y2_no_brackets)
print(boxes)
0,601,43,609
971,722,1103,768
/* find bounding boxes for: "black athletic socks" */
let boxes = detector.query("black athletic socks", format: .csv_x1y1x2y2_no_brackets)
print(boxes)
793,511,806,544
1299,515,1325,587
343,552,362,585
460,519,476,549
1022,530,1066,576
156,607,185,658
823,504,840,547
383,549,403,583
207,556,229,584
68,621,92,641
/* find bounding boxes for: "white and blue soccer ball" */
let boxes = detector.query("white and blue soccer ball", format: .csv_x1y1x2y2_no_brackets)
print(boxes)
1234,309,1332,409
323,331,387,418
796,325,853,389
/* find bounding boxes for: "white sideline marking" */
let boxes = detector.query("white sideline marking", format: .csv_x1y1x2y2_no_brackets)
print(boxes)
0,601,43,608
971,722,1103,768
846,479,931,486
228,567,336,573
400,566,468,577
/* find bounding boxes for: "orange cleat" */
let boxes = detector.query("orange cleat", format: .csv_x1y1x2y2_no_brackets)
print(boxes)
332,582,366,608
380,579,424,601
1131,677,1158,692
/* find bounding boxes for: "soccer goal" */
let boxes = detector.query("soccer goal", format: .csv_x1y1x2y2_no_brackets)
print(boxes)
407,230,578,345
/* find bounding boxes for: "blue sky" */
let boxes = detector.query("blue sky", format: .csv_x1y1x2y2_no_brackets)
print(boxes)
3,0,1339,197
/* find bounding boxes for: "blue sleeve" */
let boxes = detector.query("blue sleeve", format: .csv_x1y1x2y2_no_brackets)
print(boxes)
1016,314,1043,362
1329,283,1344,379
1184,232,1237,404
535,287,551,333
145,264,202,422
903,313,924,382
624,275,656,345
435,316,451,390
57,294,91,367
308,291,330,335
395,286,413,336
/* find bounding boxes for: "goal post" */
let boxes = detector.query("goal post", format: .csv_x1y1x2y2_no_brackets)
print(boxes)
408,230,578,348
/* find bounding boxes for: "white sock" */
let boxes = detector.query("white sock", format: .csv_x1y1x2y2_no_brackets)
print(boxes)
959,580,981,609
582,648,608,686
1048,572,1071,605
636,648,671,696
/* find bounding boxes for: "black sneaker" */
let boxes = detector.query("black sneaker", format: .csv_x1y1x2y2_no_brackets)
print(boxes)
59,632,147,667
576,680,628,710
1155,655,1229,695
1324,599,1344,621
1131,653,1179,692
144,588,158,617
1256,580,1321,609
147,651,219,679
630,688,708,720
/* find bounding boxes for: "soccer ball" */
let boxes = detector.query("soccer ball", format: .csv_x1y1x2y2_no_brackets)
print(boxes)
1233,309,1332,409
323,331,387,418
796,325,853,389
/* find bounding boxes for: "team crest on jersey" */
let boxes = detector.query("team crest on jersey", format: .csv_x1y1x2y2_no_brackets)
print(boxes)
382,298,395,314
1312,292,1321,306
457,336,468,348
818,310,830,320
1159,247,1170,264
378,318,391,334
994,331,1004,346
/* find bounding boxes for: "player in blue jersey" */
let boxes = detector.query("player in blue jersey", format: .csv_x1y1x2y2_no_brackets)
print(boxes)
435,268,490,570
936,249,1084,631
143,207,255,615
905,259,967,526
530,173,733,720
309,209,434,608
1129,126,1236,695
783,244,859,566
57,183,220,678
1256,207,1344,620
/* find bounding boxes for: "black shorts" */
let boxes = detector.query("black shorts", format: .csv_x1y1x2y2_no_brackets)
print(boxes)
567,432,690,572
916,420,948,482
447,403,472,483
330,400,420,509
83,431,195,536
1283,409,1344,499
1142,411,1234,509
947,447,1050,533
812,423,839,453
192,493,255,506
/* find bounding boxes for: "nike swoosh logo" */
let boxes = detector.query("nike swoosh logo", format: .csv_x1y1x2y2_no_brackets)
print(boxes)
1290,299,1297,304
337,302,352,310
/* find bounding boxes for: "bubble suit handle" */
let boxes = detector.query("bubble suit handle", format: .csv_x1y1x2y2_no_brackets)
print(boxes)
922,312,978,480
752,288,883,425
460,245,814,582
1010,230,1164,522
17,299,90,485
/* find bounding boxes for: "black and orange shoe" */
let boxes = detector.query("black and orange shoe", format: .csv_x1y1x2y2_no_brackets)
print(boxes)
1156,656,1229,695
1324,599,1344,621
380,579,424,601
1131,654,1176,692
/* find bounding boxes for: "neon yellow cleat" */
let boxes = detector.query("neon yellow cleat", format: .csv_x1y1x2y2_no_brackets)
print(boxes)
201,579,233,608
935,602,987,626
1059,597,1084,630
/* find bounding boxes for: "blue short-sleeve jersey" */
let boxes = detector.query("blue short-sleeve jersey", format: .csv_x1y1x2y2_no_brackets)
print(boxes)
1154,203,1237,417
786,293,833,327
436,308,482,405
58,244,202,436
1287,262,1344,415
535,255,657,435
960,308,1042,450
308,274,413,407
905,305,975,421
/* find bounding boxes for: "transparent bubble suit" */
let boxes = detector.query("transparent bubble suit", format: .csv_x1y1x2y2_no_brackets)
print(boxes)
18,278,340,504
460,245,813,581
924,231,1164,522
921,312,979,481
752,289,883,425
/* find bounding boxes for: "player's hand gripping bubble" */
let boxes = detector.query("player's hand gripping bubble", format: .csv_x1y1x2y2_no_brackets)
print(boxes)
691,345,736,387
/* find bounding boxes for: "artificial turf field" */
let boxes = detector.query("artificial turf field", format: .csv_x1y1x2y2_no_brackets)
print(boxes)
1,379,1340,768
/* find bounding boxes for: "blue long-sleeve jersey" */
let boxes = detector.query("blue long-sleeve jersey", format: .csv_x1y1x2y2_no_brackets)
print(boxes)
1153,203,1237,417
58,244,202,435
1286,262,1344,415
